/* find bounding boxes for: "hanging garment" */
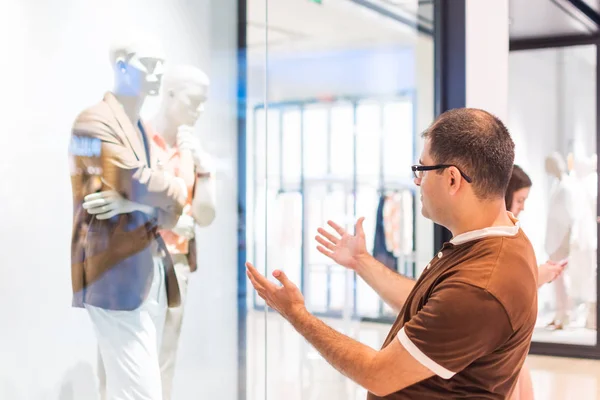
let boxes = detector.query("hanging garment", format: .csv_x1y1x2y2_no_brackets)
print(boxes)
373,194,398,270
383,191,414,257
400,191,414,255
383,193,400,254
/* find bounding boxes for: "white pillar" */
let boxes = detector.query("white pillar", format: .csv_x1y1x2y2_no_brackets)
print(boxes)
465,0,510,121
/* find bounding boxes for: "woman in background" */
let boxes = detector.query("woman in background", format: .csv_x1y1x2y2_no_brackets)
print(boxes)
507,165,567,400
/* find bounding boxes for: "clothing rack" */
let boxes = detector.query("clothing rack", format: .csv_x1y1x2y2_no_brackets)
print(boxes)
250,94,418,323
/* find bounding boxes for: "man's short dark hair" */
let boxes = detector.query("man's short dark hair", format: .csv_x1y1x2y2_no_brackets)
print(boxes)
422,108,515,199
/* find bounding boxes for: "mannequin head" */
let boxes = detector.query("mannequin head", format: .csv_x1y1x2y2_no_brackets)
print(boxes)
505,165,532,218
109,35,166,97
159,65,210,127
545,152,567,179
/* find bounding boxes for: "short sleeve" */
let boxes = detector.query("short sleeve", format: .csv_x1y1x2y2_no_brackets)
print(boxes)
397,281,513,379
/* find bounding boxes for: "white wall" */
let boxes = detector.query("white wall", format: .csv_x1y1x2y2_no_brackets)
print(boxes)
0,1,239,399
415,34,436,271
466,0,509,121
509,49,561,260
509,46,596,257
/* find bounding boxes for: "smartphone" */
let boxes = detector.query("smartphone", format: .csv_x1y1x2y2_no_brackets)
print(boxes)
557,258,568,267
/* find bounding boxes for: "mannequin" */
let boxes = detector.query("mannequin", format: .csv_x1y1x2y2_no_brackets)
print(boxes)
71,34,187,400
150,64,216,225
569,154,597,330
149,65,216,400
544,152,575,330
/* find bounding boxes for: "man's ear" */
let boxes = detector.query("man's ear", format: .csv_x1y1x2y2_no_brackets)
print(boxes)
448,167,462,194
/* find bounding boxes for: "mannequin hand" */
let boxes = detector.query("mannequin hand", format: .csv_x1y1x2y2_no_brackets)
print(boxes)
172,214,195,239
538,260,567,287
177,126,214,173
83,190,154,220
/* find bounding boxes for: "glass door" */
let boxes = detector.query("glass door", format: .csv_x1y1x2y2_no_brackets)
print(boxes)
247,0,436,398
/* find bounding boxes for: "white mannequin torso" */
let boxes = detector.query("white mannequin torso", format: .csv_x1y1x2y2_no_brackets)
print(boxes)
149,67,216,227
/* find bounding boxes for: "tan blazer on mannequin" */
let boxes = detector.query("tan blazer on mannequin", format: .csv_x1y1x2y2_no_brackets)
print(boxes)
70,92,187,311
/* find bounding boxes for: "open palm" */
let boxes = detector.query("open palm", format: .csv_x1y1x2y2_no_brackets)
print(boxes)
315,217,368,270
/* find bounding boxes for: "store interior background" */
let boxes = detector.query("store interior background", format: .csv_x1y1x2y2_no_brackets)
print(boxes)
0,0,600,399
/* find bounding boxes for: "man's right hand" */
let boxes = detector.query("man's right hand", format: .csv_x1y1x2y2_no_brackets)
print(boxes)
315,217,369,270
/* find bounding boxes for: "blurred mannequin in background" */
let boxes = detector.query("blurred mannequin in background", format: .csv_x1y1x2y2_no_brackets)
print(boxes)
150,65,216,400
506,165,566,400
569,154,597,330
544,152,575,330
70,34,188,400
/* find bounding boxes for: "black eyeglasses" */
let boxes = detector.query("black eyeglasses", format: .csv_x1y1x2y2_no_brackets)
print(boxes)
411,164,473,183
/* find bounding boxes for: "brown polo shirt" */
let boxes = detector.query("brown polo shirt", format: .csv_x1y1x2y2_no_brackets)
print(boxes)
368,218,538,399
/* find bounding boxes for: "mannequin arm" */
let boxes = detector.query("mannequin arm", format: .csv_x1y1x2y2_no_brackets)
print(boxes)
191,172,216,226
178,144,216,226
71,118,187,217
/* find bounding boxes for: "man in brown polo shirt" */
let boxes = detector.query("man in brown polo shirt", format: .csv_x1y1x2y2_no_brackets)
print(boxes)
246,108,538,399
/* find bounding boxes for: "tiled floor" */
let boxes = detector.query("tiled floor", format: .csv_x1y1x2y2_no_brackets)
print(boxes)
245,310,600,400
42,309,600,399
527,356,600,399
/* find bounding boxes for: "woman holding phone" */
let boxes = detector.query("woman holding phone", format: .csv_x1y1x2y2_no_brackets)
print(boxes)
507,165,567,400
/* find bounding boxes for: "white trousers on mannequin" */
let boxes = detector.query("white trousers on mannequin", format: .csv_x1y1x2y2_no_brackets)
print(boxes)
159,254,191,400
90,257,167,400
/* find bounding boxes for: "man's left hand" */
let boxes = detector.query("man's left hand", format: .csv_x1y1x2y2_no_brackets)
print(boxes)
246,262,306,321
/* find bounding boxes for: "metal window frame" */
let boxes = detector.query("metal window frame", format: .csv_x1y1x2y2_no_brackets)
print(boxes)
237,2,248,399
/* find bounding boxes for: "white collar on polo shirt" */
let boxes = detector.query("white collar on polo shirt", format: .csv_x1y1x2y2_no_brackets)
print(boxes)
450,212,520,246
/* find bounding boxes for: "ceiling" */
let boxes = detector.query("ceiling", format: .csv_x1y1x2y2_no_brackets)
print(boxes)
247,0,600,54
246,0,427,55
509,0,599,38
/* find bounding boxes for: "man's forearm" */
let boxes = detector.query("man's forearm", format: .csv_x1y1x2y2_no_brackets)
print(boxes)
354,255,416,313
288,307,379,392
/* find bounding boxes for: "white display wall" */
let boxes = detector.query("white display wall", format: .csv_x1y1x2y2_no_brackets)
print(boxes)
0,1,239,399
